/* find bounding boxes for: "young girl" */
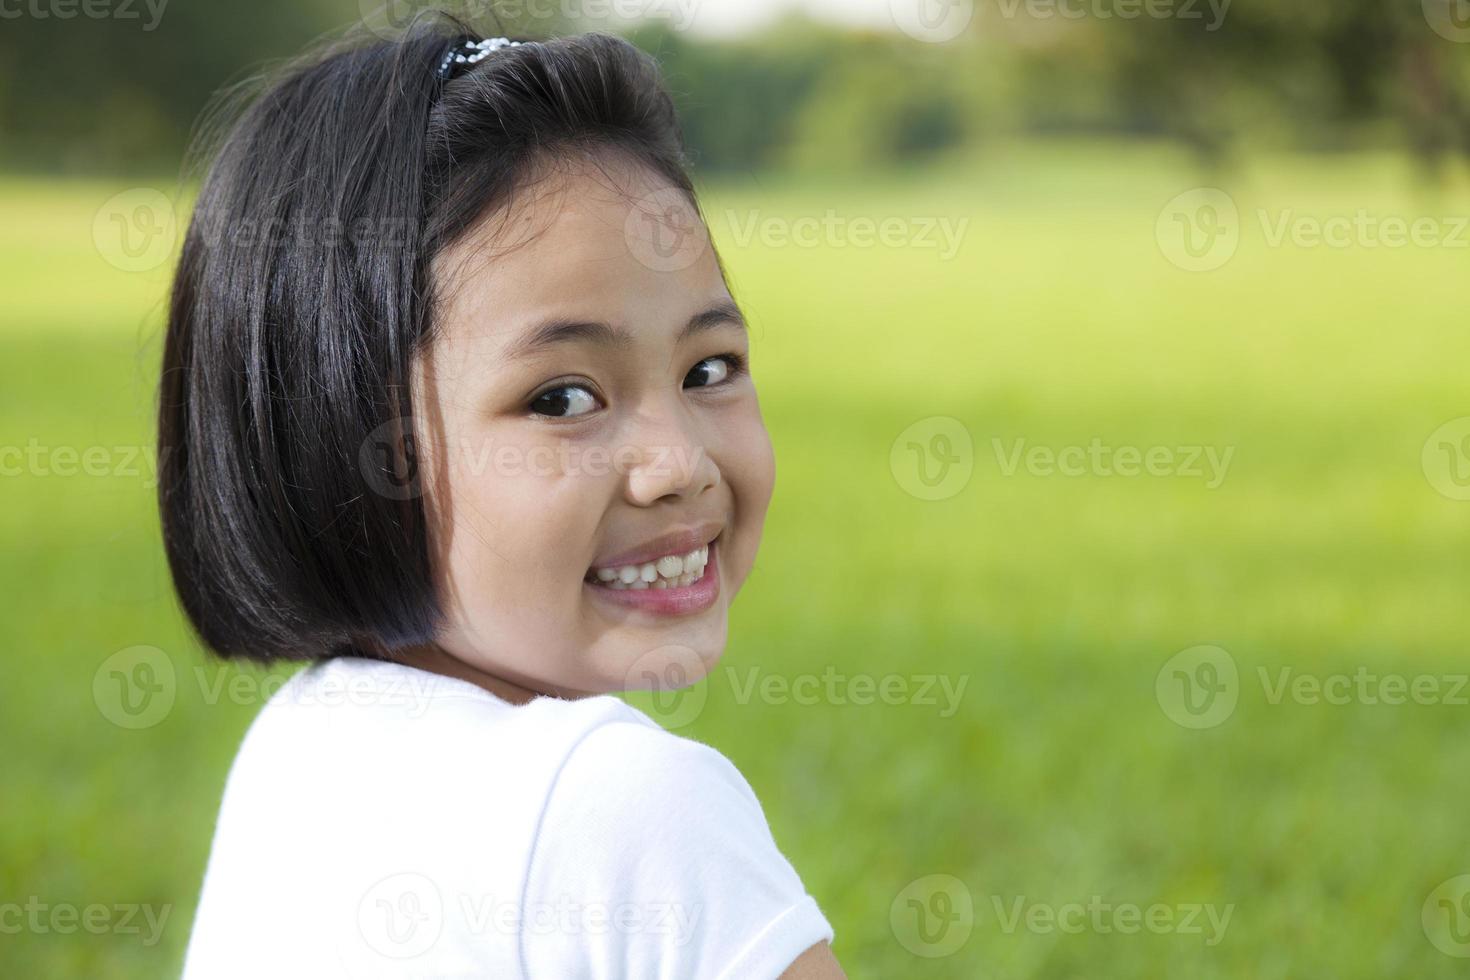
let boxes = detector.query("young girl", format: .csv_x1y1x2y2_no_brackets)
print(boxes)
160,20,844,979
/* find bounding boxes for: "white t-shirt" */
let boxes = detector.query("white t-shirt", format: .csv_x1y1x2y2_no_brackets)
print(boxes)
180,656,833,979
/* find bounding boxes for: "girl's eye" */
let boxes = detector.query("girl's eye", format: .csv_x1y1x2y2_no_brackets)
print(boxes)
530,354,745,418
529,384,600,419
684,353,746,390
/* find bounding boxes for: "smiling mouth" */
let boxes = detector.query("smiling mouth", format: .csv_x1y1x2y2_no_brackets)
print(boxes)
585,539,714,591
582,534,722,616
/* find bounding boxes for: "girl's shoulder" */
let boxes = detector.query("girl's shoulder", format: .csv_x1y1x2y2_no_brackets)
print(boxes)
256,654,651,743
221,654,665,813
520,693,837,977
184,656,834,978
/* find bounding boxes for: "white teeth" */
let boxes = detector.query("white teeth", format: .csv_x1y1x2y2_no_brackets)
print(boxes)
591,542,712,591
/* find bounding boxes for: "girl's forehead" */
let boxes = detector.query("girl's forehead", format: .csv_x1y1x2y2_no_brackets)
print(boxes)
442,155,688,273
431,163,727,361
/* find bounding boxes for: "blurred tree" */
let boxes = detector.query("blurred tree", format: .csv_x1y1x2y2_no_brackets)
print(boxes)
2,0,1468,176
778,33,968,172
630,17,836,174
0,0,568,174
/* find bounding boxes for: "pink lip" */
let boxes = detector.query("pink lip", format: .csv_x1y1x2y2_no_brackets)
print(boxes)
588,521,724,571
584,537,722,616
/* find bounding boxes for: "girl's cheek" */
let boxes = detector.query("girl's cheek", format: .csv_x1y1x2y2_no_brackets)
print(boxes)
730,401,777,512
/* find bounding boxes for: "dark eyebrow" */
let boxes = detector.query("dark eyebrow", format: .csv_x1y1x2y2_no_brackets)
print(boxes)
679,300,747,343
503,301,747,362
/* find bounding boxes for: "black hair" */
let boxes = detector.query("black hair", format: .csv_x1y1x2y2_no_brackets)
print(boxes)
157,18,697,664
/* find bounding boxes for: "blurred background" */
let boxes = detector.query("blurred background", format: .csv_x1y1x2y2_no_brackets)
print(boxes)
4,0,1470,976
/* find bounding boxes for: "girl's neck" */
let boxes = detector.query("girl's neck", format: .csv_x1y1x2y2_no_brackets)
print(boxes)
392,642,550,706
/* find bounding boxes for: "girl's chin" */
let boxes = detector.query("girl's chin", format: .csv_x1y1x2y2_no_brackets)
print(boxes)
577,630,727,696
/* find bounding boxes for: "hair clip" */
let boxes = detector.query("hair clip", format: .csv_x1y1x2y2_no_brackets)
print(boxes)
436,36,522,81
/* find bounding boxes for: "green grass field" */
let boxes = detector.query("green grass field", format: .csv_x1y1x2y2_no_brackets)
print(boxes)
4,142,1470,977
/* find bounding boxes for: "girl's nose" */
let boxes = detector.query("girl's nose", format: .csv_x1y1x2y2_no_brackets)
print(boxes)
623,419,721,507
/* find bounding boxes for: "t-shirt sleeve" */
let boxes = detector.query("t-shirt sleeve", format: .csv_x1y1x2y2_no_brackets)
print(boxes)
519,718,834,980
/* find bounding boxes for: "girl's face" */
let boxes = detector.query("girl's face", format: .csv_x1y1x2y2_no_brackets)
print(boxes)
406,157,774,701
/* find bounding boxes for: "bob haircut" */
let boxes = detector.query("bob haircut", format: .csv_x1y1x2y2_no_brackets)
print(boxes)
157,18,698,664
